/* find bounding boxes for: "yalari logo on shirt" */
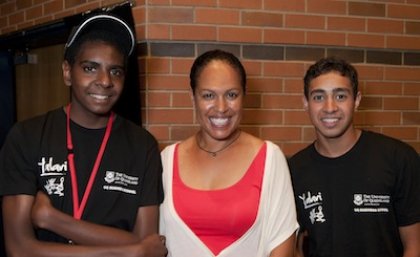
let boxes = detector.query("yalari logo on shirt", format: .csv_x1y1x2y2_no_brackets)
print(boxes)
299,191,326,224
38,157,67,196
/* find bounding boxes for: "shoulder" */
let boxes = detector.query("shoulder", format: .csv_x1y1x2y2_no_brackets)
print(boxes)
288,143,314,167
7,108,63,139
362,130,418,155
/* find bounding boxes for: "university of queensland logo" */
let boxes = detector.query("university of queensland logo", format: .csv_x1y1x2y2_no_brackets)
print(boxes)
353,194,363,206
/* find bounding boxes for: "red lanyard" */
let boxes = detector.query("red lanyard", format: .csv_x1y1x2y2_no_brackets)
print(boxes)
66,104,114,220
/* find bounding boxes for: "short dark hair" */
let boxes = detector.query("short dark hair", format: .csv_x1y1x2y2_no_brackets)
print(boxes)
304,57,359,99
190,49,247,94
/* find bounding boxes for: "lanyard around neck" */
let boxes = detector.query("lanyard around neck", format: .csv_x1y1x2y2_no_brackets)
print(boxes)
66,104,114,219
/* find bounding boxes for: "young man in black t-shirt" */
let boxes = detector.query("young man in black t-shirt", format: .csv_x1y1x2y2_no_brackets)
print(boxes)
0,14,167,257
289,57,420,257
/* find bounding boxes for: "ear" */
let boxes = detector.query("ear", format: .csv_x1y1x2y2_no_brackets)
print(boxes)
354,91,362,110
62,61,72,87
189,89,196,108
302,95,309,111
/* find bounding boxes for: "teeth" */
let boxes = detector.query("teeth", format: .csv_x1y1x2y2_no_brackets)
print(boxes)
322,118,338,123
210,117,229,126
90,94,109,100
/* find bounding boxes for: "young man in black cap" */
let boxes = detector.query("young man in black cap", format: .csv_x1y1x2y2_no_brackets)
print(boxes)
0,13,167,257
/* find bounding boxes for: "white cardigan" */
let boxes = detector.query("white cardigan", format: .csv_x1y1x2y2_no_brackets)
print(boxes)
159,141,298,257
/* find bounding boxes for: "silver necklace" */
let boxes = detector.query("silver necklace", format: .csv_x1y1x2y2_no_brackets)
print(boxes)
196,130,241,157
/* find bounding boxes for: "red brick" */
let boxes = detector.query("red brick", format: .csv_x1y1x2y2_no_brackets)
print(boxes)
388,4,420,19
402,112,420,125
196,8,239,25
368,18,404,34
147,58,170,74
219,27,262,43
303,127,316,141
43,1,63,15
0,16,7,27
147,125,170,141
148,109,193,124
75,3,101,15
132,7,146,24
327,16,366,32
148,0,170,5
359,96,383,110
387,35,420,51
247,78,283,93
355,65,384,80
348,2,386,17
307,31,346,46
262,95,303,109
284,79,304,94
25,5,42,21
171,125,198,141
242,11,283,27
285,14,324,30
172,92,193,107
284,110,311,125
261,127,302,141
382,127,418,140
264,0,305,12
264,62,305,78
9,11,24,25
148,7,193,23
148,75,189,90
384,97,418,110
363,82,403,96
219,0,261,9
147,24,170,39
16,0,33,9
244,93,262,108
406,21,420,35
385,67,420,81
172,0,216,7
64,0,87,8
264,29,305,44
147,92,171,107
348,33,385,48
172,58,193,74
1,2,16,16
404,83,420,96
243,61,263,76
307,0,346,15
357,111,401,125
283,142,311,157
172,25,217,41
242,110,283,125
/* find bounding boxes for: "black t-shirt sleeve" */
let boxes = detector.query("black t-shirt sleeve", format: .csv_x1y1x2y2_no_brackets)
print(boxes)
393,143,420,226
138,132,164,206
0,123,38,196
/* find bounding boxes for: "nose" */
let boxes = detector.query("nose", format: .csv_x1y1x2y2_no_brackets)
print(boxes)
215,96,228,113
97,70,113,88
323,97,338,113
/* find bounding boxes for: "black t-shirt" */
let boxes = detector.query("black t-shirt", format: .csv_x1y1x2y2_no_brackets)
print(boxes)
0,108,163,243
289,130,420,257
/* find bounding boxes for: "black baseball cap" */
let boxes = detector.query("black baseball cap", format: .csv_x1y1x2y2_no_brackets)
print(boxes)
64,14,135,57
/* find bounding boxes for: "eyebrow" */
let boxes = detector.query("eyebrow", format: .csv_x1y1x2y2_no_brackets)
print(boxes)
309,88,352,95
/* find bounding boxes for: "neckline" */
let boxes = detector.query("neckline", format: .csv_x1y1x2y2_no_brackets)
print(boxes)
173,142,266,192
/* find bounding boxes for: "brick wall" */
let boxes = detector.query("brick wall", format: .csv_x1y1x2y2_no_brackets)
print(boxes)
1,0,419,156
